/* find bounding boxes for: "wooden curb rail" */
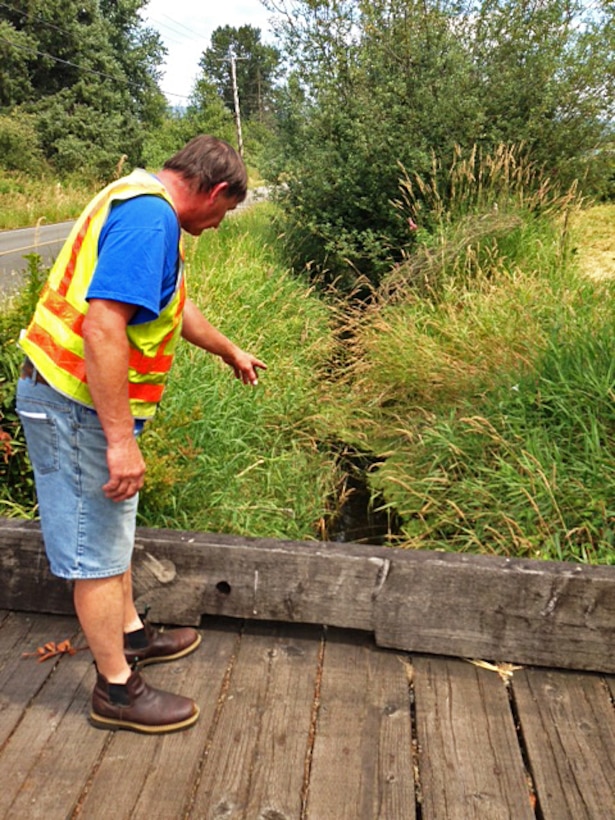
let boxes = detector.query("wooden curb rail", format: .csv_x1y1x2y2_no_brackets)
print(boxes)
1,516,614,673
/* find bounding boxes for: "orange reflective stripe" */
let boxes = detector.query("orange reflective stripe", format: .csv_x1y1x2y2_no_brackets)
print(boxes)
40,289,86,335
57,215,92,298
128,349,174,374
128,382,164,403
26,324,87,382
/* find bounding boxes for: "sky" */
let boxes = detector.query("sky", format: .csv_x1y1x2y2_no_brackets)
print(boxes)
143,0,276,104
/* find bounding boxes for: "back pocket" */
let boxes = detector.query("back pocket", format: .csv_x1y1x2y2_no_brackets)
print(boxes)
17,409,60,475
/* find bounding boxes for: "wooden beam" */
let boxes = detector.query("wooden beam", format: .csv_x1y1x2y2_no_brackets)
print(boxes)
1,517,614,672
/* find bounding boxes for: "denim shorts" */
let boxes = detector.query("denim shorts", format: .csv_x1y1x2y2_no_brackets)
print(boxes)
16,371,140,580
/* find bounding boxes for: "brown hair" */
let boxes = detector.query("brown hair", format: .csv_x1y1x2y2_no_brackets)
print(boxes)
163,135,248,201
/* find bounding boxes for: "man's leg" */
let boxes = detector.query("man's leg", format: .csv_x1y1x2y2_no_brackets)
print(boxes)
74,575,132,683
121,567,202,667
121,568,143,634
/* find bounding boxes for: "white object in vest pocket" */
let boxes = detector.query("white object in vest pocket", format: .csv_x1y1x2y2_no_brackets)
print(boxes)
18,411,48,419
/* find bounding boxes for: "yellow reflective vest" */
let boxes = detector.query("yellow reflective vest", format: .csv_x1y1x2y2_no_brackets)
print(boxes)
20,169,186,419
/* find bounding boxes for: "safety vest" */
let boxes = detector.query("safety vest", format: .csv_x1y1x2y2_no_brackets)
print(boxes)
20,169,186,419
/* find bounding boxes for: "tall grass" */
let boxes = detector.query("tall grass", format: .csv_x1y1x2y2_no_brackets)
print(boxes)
138,204,343,539
3,150,614,564
0,170,95,230
336,145,615,564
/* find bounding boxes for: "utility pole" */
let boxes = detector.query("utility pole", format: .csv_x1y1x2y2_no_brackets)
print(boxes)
229,51,244,158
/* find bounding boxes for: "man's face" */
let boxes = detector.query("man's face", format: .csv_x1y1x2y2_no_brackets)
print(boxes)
179,183,240,235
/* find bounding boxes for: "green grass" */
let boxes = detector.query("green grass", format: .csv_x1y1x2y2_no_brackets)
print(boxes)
334,162,615,563
0,170,95,230
3,149,615,564
138,204,343,539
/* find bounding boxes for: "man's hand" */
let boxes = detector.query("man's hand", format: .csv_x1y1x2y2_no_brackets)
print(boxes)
224,349,267,386
103,435,146,502
181,298,267,385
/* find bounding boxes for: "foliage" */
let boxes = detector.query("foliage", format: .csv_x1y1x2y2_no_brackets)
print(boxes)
0,111,45,173
329,149,615,564
0,255,46,517
0,0,167,178
137,204,343,539
197,25,281,122
2,192,615,563
0,169,95,229
263,0,615,291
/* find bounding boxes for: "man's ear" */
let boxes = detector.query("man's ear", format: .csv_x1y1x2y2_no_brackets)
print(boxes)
208,181,230,201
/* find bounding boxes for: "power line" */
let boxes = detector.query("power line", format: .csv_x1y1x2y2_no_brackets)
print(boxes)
0,35,134,85
148,11,210,42
0,0,78,39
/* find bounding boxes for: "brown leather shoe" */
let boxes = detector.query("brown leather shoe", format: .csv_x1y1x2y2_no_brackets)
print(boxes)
124,621,202,667
90,670,199,733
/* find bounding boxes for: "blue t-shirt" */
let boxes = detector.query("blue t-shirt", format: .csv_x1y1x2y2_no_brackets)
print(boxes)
87,194,181,325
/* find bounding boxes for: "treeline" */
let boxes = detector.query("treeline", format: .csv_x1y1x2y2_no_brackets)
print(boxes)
0,0,166,176
261,0,615,290
0,1,613,291
0,0,280,178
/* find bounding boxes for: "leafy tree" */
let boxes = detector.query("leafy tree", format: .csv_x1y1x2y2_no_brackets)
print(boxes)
265,0,476,288
264,0,615,291
0,19,36,106
0,0,167,177
466,0,615,184
197,25,281,121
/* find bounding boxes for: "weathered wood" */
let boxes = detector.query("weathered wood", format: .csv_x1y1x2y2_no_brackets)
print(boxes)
0,611,614,818
306,629,416,820
77,618,243,819
412,656,534,820
512,668,615,819
0,611,82,748
2,516,615,672
373,550,615,672
0,619,103,819
189,621,322,818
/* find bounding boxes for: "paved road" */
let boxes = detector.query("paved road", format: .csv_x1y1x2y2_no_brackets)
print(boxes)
0,187,269,300
0,220,74,297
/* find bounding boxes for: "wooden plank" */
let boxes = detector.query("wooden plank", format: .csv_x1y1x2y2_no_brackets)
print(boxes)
0,518,386,631
413,656,533,820
513,667,615,819
75,617,243,819
373,550,615,672
306,629,416,820
2,516,615,673
189,621,322,818
0,612,82,747
0,518,74,614
0,623,106,819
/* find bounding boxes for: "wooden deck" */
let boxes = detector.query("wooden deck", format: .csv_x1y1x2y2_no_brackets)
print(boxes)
1,610,614,820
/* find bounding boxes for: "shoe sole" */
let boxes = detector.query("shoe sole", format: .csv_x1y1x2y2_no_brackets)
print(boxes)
89,704,200,734
127,633,203,667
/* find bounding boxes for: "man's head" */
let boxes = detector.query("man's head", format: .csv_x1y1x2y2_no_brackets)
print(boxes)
159,135,248,235
163,135,248,202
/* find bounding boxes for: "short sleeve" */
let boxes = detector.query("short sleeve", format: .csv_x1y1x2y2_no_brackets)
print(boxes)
87,195,180,324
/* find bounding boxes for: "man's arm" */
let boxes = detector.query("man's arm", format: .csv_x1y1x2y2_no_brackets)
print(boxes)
181,298,266,385
82,299,145,503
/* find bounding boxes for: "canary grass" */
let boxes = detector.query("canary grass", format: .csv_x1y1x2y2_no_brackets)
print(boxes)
3,149,615,563
138,204,342,540
332,146,615,564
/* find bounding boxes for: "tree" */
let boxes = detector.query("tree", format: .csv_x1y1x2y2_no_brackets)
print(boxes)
0,20,36,106
197,25,281,121
467,0,615,182
263,0,614,290
0,0,167,177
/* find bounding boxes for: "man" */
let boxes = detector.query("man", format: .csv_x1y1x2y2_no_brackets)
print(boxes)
16,135,266,734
